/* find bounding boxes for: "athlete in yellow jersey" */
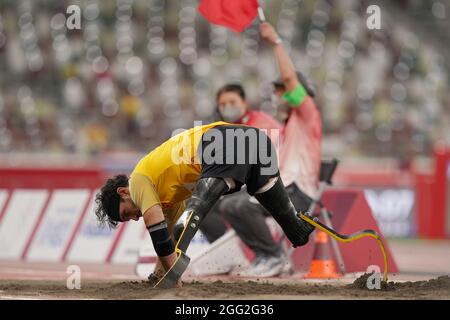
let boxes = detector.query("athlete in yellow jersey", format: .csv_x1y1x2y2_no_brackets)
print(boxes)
129,121,227,227
95,121,315,287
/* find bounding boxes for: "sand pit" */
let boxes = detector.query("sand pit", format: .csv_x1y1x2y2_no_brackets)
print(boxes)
347,273,450,294
1,275,449,300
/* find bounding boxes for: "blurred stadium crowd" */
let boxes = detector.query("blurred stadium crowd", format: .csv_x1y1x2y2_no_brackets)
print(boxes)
0,0,448,165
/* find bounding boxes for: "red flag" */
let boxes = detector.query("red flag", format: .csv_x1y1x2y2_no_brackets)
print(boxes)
198,0,259,33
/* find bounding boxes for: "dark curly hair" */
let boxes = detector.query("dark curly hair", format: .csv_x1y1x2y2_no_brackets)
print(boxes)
95,174,129,229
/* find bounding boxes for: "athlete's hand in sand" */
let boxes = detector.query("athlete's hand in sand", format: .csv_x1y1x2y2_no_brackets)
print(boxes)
148,254,184,288
148,272,160,286
260,22,280,46
148,271,183,288
174,279,183,288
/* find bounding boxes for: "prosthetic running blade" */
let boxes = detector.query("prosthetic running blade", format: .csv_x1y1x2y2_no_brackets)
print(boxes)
298,213,389,282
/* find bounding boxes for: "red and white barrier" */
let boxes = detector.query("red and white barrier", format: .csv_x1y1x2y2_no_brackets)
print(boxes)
0,165,209,265
0,167,127,264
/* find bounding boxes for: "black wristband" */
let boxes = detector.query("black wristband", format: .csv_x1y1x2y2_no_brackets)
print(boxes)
147,221,175,257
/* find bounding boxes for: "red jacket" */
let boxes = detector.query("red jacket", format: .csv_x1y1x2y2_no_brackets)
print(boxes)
235,110,283,152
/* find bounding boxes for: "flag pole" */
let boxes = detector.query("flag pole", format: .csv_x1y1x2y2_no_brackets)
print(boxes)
257,6,266,22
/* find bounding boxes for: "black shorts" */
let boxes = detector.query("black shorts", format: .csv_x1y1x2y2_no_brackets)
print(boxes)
198,125,279,195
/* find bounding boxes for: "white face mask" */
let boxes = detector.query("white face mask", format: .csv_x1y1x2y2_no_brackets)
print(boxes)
219,104,245,123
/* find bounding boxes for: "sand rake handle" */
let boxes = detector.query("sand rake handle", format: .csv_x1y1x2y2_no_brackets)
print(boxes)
298,213,389,282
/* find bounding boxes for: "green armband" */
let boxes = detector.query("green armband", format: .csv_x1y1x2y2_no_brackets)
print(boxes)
282,84,307,108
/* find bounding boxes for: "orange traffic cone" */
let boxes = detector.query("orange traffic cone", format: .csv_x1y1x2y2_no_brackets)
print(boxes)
304,230,342,279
